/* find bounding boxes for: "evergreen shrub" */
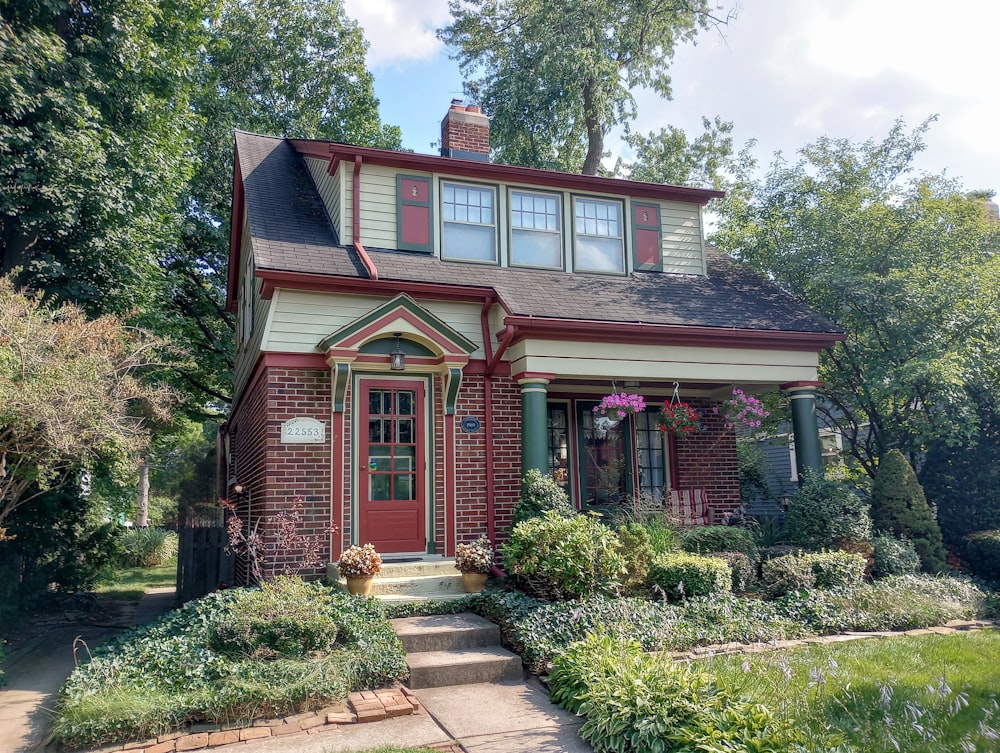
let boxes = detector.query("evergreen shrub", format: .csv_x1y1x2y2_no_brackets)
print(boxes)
784,470,871,549
509,469,576,529
679,524,759,561
963,530,1000,580
614,522,654,594
709,551,756,592
647,552,731,600
870,450,947,572
761,554,816,597
871,534,921,577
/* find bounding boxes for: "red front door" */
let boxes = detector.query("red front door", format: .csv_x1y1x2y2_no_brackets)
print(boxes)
359,379,426,553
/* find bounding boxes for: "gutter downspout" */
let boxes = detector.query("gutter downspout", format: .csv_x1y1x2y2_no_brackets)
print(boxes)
485,319,517,578
352,155,378,280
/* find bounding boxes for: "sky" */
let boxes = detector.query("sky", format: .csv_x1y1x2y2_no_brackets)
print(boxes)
341,0,1000,195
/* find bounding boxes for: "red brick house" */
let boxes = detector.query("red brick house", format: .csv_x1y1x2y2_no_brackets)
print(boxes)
223,101,843,572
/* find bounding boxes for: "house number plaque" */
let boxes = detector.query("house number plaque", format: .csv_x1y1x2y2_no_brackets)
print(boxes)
460,417,482,433
280,417,326,444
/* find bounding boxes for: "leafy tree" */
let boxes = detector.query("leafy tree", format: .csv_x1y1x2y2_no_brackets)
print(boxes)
439,0,733,174
714,119,1000,475
870,449,947,573
0,277,175,531
619,116,735,188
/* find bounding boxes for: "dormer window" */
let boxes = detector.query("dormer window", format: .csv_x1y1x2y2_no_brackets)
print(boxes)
441,182,497,262
573,197,624,274
510,190,562,268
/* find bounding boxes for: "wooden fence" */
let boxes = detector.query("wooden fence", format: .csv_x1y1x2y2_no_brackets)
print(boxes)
176,526,235,603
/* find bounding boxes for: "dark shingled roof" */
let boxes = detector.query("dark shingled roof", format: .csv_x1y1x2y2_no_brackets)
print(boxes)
235,131,841,335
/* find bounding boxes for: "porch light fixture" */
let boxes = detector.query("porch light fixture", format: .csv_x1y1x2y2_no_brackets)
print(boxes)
389,333,406,371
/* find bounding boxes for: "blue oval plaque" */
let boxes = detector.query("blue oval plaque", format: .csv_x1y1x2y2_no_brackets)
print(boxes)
460,416,482,433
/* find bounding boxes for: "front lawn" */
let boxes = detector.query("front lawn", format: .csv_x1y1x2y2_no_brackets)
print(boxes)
704,630,1000,752
95,562,176,601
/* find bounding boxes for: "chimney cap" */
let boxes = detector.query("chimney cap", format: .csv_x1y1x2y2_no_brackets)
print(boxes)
450,98,464,109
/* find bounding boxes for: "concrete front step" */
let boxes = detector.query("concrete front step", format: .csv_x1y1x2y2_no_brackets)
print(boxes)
368,574,466,597
393,614,502,653
405,645,524,689
328,557,460,582
330,557,472,602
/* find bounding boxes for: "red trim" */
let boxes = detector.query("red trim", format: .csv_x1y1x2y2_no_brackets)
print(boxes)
463,359,511,377
445,413,456,557
226,144,246,313
337,308,469,354
503,315,845,352
780,380,824,390
352,155,379,280
488,324,515,376
332,409,344,559
513,371,556,383
258,269,495,304
479,298,497,545
262,353,329,369
287,139,724,205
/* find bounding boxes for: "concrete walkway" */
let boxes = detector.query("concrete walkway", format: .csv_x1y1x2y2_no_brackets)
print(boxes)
0,587,177,753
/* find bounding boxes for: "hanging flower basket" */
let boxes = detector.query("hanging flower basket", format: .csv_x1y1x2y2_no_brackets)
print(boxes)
657,402,701,434
593,392,646,420
716,388,770,430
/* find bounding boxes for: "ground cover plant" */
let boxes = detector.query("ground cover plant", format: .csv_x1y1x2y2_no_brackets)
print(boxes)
54,577,407,748
703,630,1000,753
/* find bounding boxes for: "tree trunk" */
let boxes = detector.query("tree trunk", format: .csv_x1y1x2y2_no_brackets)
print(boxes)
1,221,39,278
136,459,150,527
581,80,604,176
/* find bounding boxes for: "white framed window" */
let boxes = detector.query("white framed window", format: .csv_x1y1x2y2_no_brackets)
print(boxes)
441,182,497,262
573,197,625,273
510,190,562,268
789,430,843,482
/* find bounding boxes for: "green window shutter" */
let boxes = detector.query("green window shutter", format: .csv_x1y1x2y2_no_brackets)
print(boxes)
631,202,662,272
397,174,433,252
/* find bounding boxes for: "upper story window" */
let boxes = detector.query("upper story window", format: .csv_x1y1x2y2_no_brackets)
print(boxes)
510,190,562,268
442,182,496,262
573,197,624,273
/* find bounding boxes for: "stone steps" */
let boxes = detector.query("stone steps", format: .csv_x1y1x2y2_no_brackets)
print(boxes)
393,613,523,689
330,557,471,602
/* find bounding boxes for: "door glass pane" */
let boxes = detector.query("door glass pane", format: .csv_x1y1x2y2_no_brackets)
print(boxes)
397,391,414,416
580,407,627,508
397,418,414,444
370,447,392,472
394,474,415,501
547,404,570,493
636,410,666,503
393,445,415,472
371,474,391,501
368,418,382,443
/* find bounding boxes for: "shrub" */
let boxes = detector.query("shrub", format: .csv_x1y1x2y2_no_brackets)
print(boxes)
963,530,1000,580
614,522,653,594
784,470,872,549
209,577,339,658
648,551,731,600
502,511,624,600
509,469,576,529
454,535,493,574
804,551,866,589
761,553,816,597
337,544,382,578
642,516,677,554
760,544,806,561
550,632,807,753
678,524,758,561
709,551,756,592
872,533,921,577
118,528,178,567
871,450,948,572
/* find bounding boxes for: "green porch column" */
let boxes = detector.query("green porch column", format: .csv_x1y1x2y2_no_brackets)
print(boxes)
518,376,550,475
783,381,823,482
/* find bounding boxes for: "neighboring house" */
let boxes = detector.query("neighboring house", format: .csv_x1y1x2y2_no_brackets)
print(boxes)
222,101,844,571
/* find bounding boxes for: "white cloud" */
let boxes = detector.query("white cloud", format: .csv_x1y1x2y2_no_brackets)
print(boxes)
344,0,452,68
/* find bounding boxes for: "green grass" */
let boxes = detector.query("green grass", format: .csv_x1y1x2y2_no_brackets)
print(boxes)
703,630,1000,752
94,563,176,601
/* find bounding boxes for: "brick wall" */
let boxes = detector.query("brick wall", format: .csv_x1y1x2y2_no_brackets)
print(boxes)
441,104,490,157
672,397,740,518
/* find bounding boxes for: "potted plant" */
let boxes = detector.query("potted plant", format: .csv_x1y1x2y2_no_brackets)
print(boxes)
454,535,494,593
657,402,701,435
593,391,646,421
716,387,770,430
337,543,382,596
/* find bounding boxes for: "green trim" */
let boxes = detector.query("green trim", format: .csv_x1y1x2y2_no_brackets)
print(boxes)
317,293,478,355
789,389,823,481
506,186,565,270
569,194,627,275
439,178,501,265
630,201,663,272
359,337,435,356
331,363,350,413
575,400,635,509
520,382,549,474
444,367,463,415
396,174,434,253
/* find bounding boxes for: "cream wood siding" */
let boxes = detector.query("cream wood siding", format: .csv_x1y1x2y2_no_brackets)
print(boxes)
660,200,705,274
506,338,819,385
304,156,343,238
357,164,403,249
234,217,272,396
262,289,486,358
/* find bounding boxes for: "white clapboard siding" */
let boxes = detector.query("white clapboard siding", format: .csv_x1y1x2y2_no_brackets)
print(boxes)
660,201,705,274
235,218,272,395
303,157,343,238
357,165,399,248
264,290,486,358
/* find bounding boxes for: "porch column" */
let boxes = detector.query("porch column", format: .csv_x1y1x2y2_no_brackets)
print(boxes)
781,381,823,482
518,376,550,474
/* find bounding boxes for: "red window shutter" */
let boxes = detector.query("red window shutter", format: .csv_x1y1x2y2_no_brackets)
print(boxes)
397,175,433,252
631,202,662,271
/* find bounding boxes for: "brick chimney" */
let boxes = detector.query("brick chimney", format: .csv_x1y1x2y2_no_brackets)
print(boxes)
440,99,490,162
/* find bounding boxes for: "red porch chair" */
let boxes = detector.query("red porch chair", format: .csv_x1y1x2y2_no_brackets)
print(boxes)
667,488,711,527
